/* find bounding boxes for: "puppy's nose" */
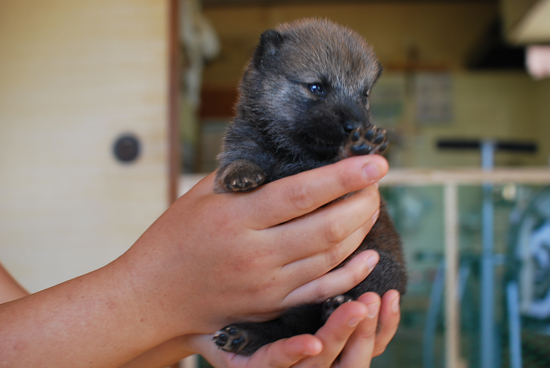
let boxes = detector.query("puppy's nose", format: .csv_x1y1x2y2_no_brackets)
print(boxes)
343,121,359,133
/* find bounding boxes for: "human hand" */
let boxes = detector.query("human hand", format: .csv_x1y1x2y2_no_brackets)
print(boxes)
187,290,401,368
116,155,388,338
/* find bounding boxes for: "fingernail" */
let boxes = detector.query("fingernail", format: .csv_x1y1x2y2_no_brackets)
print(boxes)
367,301,380,318
366,252,379,270
391,294,400,313
363,160,382,181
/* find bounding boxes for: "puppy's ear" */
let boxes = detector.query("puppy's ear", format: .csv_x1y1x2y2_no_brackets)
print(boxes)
253,30,285,70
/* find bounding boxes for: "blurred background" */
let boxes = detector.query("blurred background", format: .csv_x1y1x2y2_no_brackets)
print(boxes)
182,0,550,173
1,1,550,367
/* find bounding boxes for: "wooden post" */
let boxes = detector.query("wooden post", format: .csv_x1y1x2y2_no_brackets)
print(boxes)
169,1,181,366
444,183,460,368
167,0,180,206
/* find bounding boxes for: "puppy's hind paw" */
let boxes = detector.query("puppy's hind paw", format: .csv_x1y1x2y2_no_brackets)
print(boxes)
322,295,353,321
213,326,249,354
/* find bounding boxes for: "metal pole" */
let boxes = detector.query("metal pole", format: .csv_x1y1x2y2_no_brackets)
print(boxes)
480,140,496,368
424,262,446,368
507,281,522,368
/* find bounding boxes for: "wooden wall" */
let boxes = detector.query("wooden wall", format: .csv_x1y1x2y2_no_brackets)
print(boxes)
0,0,171,292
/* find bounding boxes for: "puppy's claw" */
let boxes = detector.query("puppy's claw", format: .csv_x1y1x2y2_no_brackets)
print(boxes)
223,171,265,192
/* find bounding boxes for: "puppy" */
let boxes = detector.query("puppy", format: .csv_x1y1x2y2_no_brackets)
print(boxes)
213,18,406,356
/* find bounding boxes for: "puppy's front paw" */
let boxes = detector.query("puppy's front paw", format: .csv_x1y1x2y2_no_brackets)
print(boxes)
340,125,388,158
224,171,265,192
322,295,354,321
217,160,266,192
213,326,249,353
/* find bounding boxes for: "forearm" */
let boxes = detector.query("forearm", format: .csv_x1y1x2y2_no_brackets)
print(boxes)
0,260,176,367
0,156,388,366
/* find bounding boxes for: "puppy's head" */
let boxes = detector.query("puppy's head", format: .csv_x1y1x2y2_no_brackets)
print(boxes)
239,18,382,159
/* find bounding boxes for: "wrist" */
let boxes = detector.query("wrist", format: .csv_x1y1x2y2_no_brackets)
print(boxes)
111,238,202,340
107,253,179,341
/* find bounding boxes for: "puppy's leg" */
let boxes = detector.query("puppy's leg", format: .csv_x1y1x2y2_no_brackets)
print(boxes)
214,319,293,356
214,303,325,355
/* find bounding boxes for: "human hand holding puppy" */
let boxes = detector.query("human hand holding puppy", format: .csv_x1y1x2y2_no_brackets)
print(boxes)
123,290,400,368
193,291,401,368
122,154,388,336
0,155,390,367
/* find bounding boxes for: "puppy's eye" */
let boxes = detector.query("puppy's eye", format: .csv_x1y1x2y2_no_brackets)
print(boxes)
307,83,326,96
364,89,370,98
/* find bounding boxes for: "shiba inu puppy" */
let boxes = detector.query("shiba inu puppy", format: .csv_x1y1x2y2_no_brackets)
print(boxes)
213,18,406,355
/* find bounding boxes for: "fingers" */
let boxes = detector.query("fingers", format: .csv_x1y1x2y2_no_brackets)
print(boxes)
337,293,381,367
191,292,400,368
269,185,380,265
189,333,323,368
244,155,388,229
373,290,400,356
184,334,225,367
293,300,369,368
282,250,379,307
246,335,322,368
290,291,399,368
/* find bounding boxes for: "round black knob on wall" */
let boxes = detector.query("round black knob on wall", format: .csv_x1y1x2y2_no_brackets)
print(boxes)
113,134,140,163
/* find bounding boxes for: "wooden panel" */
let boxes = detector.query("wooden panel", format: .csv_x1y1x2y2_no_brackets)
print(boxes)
379,168,550,185
181,168,550,195
0,0,169,292
199,87,239,118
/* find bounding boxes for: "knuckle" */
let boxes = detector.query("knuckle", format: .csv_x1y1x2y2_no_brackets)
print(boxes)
335,169,353,192
324,243,346,269
228,251,263,274
323,218,348,245
286,183,315,212
311,282,332,304
360,327,377,342
244,274,273,296
337,258,366,290
361,184,380,203
348,264,366,287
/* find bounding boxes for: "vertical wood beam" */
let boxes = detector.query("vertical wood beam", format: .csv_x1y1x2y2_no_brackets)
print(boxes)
444,183,460,368
168,0,180,205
